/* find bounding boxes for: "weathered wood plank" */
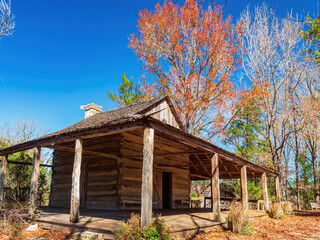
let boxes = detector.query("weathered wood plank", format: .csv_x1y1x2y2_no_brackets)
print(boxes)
275,176,281,203
0,155,7,206
70,139,83,223
141,124,154,228
241,165,248,210
29,147,41,219
261,173,269,211
44,144,119,160
211,153,221,221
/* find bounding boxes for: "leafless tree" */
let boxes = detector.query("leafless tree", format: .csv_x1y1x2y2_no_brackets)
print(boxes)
240,4,318,199
0,0,14,38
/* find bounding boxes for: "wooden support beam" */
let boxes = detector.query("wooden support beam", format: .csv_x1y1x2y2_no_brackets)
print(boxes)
141,124,154,228
70,139,83,223
211,153,221,221
0,160,52,168
0,122,143,156
275,176,281,203
241,165,248,210
195,154,210,175
43,144,119,160
189,173,211,180
261,173,269,211
0,155,8,207
29,147,41,219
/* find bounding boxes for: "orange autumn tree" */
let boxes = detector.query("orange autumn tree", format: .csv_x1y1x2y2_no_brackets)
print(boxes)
129,0,244,139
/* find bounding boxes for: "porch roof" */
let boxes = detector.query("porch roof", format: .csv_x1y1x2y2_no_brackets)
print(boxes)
0,98,279,179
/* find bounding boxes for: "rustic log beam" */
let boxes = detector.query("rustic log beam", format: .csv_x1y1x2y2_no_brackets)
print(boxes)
0,155,8,207
211,153,221,221
189,173,211,180
149,120,279,177
141,124,154,228
43,144,119,160
262,173,269,211
195,154,210,175
0,122,143,156
275,176,281,203
70,138,83,223
29,147,41,219
241,165,248,210
0,160,52,168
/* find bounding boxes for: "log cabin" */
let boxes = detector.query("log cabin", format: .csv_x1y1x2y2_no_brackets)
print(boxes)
0,96,280,228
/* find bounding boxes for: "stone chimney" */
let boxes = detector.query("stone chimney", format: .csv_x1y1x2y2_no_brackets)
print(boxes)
81,103,103,119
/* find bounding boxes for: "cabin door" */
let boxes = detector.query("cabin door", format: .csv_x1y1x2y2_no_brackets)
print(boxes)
162,172,172,209
153,170,162,209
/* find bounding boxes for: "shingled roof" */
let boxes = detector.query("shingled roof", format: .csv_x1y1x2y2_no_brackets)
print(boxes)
0,96,183,154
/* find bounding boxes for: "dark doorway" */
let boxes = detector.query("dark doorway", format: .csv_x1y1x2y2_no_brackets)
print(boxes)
162,172,171,209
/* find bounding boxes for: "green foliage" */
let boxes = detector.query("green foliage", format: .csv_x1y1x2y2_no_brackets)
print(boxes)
108,73,143,106
114,213,171,240
225,95,268,166
304,16,320,65
230,179,262,201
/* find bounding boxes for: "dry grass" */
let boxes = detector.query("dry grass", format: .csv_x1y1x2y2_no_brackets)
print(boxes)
282,202,293,215
269,202,284,219
227,201,252,235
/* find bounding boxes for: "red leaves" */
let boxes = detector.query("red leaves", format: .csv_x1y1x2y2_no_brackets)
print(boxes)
129,0,244,138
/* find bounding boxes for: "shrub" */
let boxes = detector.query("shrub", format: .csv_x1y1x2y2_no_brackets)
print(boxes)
114,213,171,240
1,201,29,237
282,202,293,215
227,201,252,235
269,202,284,219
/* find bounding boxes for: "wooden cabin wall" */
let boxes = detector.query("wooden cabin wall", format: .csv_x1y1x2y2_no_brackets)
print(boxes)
49,134,121,210
142,100,180,129
49,150,74,207
119,129,190,210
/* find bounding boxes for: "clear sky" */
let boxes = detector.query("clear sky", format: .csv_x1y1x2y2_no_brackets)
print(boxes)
0,0,318,133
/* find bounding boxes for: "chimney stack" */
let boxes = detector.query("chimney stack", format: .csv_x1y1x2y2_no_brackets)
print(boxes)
81,103,103,119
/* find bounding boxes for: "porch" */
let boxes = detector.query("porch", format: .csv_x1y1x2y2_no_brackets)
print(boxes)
36,207,267,238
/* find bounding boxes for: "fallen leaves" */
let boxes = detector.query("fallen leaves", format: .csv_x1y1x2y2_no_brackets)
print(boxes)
0,225,73,240
192,210,320,240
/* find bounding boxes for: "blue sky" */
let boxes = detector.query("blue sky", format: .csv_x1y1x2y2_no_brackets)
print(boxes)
0,0,318,133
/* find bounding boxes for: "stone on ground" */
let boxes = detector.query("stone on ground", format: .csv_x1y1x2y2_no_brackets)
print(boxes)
73,231,103,240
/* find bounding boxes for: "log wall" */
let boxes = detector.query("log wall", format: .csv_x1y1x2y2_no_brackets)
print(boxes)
49,134,121,210
119,129,190,209
49,129,191,210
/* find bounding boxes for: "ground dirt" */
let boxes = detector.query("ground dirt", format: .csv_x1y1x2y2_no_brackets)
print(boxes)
190,210,320,240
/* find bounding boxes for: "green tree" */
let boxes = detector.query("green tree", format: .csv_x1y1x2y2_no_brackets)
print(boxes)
108,73,142,106
225,98,268,166
304,16,320,65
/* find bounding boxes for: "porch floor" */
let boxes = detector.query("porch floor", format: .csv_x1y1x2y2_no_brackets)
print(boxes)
36,207,267,239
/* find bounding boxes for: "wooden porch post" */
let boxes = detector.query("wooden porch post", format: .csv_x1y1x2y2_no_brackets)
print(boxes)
241,165,248,210
0,155,8,207
211,153,221,221
275,176,281,203
70,138,83,223
141,123,154,228
261,173,269,211
29,147,41,218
